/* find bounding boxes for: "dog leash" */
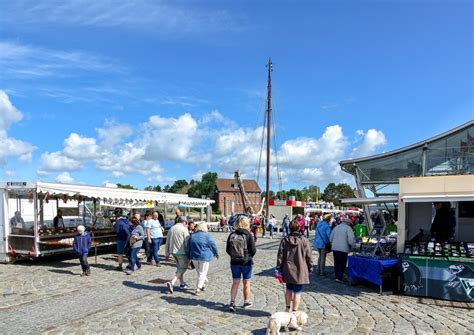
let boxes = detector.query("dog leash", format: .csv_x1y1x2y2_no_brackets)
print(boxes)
287,312,296,328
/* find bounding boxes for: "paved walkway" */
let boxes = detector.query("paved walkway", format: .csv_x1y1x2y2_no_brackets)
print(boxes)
0,232,473,334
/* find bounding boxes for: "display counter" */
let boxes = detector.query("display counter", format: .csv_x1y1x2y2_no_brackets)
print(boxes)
400,254,474,302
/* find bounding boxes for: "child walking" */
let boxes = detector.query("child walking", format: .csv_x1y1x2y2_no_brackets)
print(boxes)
73,225,92,276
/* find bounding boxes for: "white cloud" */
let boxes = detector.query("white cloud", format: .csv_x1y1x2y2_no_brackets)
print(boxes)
18,153,32,163
352,129,387,158
0,90,23,129
96,119,133,148
4,170,15,177
63,133,101,160
55,172,75,184
0,130,35,161
144,113,198,161
0,41,121,80
30,109,387,189
94,142,162,177
39,151,83,172
200,110,225,124
1,1,246,34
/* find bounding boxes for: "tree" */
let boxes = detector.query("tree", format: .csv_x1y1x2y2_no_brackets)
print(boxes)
287,188,303,201
322,183,355,206
144,185,162,192
116,183,134,189
301,185,321,202
187,172,219,210
168,179,189,194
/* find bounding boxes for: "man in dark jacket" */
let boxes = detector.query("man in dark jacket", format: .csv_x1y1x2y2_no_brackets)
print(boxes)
277,220,313,312
113,208,131,271
73,225,92,276
226,216,256,312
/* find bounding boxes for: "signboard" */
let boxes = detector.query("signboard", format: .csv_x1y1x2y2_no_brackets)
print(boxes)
0,182,35,189
400,255,474,302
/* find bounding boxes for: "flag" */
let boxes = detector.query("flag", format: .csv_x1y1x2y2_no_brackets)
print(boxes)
275,268,285,284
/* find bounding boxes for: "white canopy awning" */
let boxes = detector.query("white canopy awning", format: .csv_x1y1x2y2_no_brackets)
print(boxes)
401,194,474,203
35,182,214,207
341,196,398,204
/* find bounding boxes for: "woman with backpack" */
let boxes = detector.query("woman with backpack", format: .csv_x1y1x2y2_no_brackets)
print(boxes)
226,216,256,312
277,220,313,312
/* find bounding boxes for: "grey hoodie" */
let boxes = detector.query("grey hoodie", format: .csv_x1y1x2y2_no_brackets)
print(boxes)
330,222,355,253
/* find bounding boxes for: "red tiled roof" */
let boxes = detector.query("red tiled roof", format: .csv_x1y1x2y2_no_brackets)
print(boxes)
215,179,262,193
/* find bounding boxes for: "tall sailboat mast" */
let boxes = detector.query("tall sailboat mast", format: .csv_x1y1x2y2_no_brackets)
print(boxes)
265,58,272,222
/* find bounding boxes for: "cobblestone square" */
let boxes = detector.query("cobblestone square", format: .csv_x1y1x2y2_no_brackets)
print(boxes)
1,232,473,334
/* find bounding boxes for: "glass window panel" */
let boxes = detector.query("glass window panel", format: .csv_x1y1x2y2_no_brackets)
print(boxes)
357,148,423,182
425,127,474,175
8,192,35,235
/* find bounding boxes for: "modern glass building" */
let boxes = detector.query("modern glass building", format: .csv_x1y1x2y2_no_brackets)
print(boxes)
340,120,473,199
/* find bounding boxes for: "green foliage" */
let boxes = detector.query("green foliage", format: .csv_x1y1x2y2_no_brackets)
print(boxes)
116,183,134,189
188,172,218,210
322,183,355,206
144,185,162,192
301,185,321,202
168,179,189,193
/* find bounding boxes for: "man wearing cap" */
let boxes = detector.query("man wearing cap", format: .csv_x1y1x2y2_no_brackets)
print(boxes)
165,215,190,293
330,216,356,283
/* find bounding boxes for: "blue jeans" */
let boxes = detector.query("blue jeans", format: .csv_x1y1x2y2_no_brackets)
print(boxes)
148,237,162,263
78,254,89,272
305,226,310,238
268,225,274,238
283,225,289,236
129,247,142,271
143,238,150,259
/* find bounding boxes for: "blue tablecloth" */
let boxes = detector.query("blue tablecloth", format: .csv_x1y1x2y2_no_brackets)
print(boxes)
348,255,400,286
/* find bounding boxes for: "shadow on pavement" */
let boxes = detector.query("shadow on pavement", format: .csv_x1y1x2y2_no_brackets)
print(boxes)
161,295,271,317
90,263,118,271
122,280,166,293
48,269,77,275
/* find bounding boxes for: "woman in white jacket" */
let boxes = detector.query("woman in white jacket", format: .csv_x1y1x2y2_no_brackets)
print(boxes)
330,217,355,283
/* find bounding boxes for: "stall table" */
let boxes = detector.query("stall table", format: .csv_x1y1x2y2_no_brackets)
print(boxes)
348,255,400,294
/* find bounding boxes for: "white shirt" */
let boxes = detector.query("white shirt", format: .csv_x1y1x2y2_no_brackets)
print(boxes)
145,219,163,238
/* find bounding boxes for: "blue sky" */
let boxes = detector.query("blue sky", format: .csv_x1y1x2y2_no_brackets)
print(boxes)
0,0,472,190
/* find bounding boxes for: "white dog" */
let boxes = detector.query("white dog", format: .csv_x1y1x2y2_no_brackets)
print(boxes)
266,311,308,335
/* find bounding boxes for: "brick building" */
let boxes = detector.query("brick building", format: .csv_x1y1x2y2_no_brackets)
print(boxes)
215,179,262,217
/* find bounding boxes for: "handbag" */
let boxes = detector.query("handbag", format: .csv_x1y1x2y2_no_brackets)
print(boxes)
317,225,332,253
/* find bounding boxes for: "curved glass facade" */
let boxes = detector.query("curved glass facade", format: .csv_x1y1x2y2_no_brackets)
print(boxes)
341,121,474,184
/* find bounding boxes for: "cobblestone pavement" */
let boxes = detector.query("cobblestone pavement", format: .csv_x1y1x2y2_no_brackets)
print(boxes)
1,232,473,334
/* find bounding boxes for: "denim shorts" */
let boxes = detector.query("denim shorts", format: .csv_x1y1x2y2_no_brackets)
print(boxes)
231,264,253,280
116,239,127,255
286,283,303,294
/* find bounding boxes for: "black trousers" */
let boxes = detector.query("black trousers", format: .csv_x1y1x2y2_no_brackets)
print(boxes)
333,250,348,281
79,254,90,272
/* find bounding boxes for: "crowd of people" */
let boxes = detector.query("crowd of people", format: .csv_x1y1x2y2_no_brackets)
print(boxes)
69,207,360,313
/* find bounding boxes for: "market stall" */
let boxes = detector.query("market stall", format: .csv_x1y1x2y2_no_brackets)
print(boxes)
339,121,473,299
397,175,474,302
0,181,214,262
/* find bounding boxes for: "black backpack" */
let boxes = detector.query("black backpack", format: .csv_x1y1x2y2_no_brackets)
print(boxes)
229,232,249,263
